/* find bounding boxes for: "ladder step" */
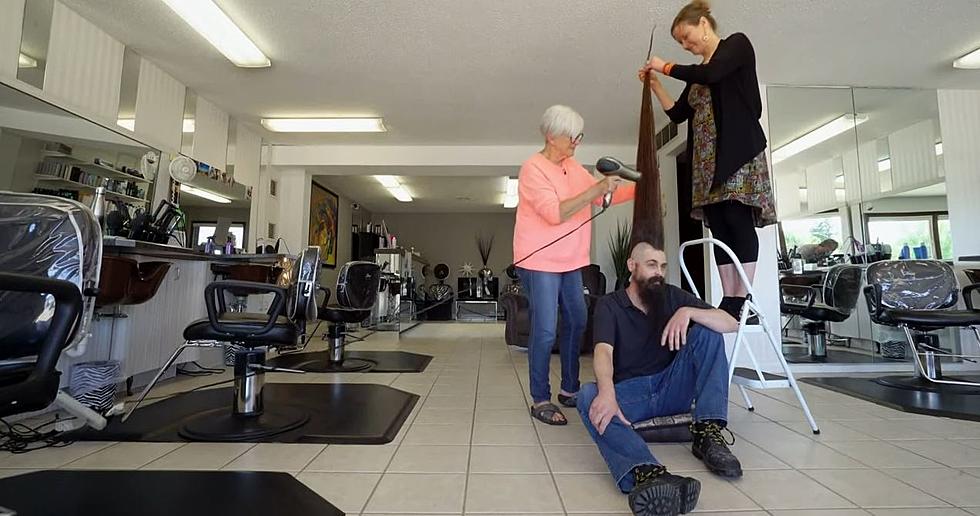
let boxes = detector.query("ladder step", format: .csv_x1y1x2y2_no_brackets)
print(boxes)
733,367,787,382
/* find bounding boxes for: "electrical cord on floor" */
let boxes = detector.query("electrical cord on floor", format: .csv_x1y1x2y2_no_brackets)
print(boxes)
0,415,76,453
176,361,225,377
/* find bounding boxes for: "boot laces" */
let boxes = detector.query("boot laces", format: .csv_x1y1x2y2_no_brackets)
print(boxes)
633,464,667,484
693,421,735,446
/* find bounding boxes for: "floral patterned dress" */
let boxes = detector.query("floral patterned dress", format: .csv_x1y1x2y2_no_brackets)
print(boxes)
688,84,776,228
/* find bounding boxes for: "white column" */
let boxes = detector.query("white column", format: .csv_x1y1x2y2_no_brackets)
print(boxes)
938,89,980,260
276,167,310,254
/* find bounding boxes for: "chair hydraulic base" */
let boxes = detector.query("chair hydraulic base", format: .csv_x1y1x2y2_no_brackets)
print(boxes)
179,347,310,442
317,324,374,372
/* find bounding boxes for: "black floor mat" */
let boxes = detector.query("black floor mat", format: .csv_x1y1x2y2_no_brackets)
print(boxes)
0,470,343,516
783,348,881,364
803,376,980,421
267,350,432,373
66,383,418,444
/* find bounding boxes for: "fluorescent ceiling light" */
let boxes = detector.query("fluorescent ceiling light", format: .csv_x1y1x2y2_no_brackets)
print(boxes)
878,158,891,172
954,47,980,69
503,177,519,208
388,186,413,202
935,142,943,156
18,53,37,68
183,119,195,133
160,0,270,68
772,114,869,164
260,118,386,133
374,175,401,188
179,184,231,204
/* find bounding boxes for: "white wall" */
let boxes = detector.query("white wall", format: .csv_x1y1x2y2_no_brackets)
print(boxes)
862,195,948,215
0,0,25,80
377,212,516,288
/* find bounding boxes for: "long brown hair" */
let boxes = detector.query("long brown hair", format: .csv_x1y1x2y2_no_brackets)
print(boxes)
671,0,717,32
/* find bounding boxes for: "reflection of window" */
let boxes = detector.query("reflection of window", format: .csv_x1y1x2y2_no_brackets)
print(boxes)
867,213,951,260
938,215,953,260
193,223,245,247
781,215,843,250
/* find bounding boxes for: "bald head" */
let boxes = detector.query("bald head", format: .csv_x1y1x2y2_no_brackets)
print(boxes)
627,241,667,283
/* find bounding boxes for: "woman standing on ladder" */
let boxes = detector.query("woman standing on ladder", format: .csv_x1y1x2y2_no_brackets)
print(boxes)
639,0,775,321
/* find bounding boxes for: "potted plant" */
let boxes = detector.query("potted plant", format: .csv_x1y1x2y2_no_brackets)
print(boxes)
608,220,632,290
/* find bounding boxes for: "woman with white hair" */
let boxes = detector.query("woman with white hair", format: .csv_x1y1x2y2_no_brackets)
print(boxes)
514,105,635,425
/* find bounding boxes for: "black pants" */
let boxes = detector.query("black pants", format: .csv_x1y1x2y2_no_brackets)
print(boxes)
703,200,758,265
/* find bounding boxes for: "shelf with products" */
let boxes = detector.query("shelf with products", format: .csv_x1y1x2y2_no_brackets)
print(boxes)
41,151,151,184
34,175,149,205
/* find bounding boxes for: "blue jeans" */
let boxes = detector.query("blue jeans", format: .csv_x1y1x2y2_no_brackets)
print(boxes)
516,267,587,403
577,325,729,492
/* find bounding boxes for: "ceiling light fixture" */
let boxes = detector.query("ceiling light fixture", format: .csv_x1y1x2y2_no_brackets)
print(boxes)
160,0,270,68
388,186,413,203
17,53,37,68
372,175,412,202
772,114,869,164
954,47,980,69
180,184,231,204
260,118,386,133
503,177,519,208
935,142,943,156
374,175,401,188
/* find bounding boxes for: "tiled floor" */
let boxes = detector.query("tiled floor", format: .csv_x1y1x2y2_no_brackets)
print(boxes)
5,322,980,515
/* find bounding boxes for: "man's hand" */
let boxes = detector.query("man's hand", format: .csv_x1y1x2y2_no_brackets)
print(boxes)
661,307,692,351
589,390,630,435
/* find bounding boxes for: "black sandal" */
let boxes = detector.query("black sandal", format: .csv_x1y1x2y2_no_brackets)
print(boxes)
530,402,567,425
558,393,577,408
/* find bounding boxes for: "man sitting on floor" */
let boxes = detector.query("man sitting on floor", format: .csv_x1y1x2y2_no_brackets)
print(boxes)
577,240,742,516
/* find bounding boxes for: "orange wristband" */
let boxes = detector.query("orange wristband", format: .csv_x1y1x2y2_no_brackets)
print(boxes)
663,62,674,76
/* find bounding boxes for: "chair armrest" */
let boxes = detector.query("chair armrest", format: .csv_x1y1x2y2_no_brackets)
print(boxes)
780,284,818,309
204,280,287,337
864,284,883,321
0,272,82,376
963,283,980,311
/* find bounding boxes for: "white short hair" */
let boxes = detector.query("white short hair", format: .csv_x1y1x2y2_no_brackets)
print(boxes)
539,105,584,139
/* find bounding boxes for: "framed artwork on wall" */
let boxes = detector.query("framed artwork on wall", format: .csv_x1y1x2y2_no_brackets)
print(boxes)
309,182,339,268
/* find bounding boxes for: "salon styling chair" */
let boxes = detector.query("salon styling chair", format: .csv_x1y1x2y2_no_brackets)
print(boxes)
0,192,107,430
267,261,381,373
780,264,862,362
122,247,322,441
865,260,980,391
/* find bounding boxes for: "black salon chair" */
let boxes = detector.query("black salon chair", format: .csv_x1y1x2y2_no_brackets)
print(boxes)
317,262,382,372
780,264,862,362
0,273,82,418
865,260,980,390
123,246,322,441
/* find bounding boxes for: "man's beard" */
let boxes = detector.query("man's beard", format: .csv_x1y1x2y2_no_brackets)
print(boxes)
636,275,668,328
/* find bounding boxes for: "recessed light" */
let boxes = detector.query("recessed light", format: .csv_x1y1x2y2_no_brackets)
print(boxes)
503,177,519,208
388,186,413,202
160,0,270,68
954,47,980,69
260,118,386,133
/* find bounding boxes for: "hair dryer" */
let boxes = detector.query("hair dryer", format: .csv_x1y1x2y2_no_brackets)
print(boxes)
595,157,641,207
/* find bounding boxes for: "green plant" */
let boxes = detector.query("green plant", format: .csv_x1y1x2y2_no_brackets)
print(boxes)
608,219,632,288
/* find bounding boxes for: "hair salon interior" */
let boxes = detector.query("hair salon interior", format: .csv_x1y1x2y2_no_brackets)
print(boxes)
3,0,980,514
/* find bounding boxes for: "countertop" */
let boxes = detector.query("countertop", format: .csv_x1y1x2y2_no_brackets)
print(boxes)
103,237,294,263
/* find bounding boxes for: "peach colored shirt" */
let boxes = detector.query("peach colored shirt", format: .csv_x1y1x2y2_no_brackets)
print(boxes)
513,153,635,272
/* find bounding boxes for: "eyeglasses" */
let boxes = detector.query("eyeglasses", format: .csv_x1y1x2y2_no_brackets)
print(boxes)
570,133,584,145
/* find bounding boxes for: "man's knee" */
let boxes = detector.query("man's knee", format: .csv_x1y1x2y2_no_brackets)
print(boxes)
686,324,727,357
577,382,599,414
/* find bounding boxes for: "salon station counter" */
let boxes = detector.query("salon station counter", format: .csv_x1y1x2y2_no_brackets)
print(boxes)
59,237,296,390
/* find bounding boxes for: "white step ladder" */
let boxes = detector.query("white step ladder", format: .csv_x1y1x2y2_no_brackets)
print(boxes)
679,238,820,434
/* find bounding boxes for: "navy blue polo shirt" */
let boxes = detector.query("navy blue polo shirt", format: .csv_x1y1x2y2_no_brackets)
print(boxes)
592,286,711,383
